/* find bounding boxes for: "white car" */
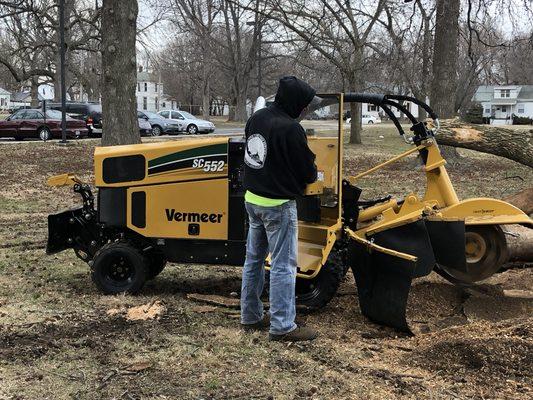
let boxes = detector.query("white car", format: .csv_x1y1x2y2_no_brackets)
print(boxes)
347,114,382,125
157,110,215,134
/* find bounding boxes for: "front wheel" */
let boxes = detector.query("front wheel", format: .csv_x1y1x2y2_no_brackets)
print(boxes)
90,241,148,294
151,126,162,136
38,127,52,141
187,124,198,135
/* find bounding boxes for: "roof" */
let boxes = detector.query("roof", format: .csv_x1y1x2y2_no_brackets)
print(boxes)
11,91,48,102
137,71,160,82
472,85,533,102
0,87,10,96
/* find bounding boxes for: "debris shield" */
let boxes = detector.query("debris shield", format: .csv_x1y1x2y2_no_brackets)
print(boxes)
347,219,437,333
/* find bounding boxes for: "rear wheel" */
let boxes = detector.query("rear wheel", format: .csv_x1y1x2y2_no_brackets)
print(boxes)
90,241,148,294
438,225,508,284
38,127,52,141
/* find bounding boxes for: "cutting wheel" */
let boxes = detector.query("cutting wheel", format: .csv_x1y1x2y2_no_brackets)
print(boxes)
439,225,508,284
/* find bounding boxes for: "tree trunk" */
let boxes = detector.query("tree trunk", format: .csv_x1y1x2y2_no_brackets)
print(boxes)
347,70,363,144
430,0,461,161
101,0,140,146
504,225,533,262
436,120,533,168
430,0,460,119
30,79,39,108
202,77,210,120
504,188,533,216
349,102,362,144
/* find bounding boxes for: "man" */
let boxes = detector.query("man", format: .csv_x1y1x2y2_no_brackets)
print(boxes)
240,76,318,342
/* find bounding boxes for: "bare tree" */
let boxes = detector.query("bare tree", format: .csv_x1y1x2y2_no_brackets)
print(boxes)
257,0,390,144
100,0,140,145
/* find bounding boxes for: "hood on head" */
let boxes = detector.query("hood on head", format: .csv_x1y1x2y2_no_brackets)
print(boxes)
274,76,316,119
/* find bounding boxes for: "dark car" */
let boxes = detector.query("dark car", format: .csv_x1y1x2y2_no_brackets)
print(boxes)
0,109,88,141
137,110,181,136
48,102,102,137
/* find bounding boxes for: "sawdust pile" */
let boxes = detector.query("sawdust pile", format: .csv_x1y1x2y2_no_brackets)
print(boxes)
106,301,166,321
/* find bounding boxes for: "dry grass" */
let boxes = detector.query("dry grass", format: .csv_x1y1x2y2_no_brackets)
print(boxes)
0,127,532,399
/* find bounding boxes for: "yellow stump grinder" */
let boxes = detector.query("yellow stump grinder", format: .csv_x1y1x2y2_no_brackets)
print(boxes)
46,93,532,333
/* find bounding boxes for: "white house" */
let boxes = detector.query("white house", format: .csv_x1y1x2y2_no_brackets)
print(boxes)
0,87,10,111
472,85,533,125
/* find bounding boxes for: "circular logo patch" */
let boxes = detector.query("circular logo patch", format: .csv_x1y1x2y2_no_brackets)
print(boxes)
245,134,267,169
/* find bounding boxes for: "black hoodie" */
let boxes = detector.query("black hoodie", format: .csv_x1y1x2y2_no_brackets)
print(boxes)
243,76,318,199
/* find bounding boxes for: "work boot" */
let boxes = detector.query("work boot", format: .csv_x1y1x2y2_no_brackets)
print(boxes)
269,325,318,342
241,313,270,332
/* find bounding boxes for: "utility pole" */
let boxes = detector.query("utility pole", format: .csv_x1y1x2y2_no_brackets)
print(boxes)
59,0,67,144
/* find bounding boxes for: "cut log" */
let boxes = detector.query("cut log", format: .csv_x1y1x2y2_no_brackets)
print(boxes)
436,119,533,168
504,188,533,216
503,225,533,262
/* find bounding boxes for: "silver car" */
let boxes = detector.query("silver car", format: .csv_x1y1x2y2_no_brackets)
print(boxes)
157,110,215,134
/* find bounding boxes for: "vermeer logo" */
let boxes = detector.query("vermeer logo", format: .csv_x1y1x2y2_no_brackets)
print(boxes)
165,209,223,223
473,209,495,214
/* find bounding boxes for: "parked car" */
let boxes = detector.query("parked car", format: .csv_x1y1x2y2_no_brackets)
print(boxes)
138,117,152,136
157,110,215,134
48,102,102,137
137,110,181,136
346,114,382,125
0,109,88,140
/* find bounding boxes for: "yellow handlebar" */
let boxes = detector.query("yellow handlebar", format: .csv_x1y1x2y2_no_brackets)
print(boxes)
47,173,83,187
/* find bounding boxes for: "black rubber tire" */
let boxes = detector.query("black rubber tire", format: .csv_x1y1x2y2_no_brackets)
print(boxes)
90,241,148,294
264,250,346,310
151,125,162,136
146,251,167,280
38,127,52,141
187,124,198,135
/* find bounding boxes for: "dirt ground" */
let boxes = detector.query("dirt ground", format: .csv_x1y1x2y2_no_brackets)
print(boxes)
0,125,532,400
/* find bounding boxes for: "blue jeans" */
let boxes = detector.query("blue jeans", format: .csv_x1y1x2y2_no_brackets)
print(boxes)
240,201,298,334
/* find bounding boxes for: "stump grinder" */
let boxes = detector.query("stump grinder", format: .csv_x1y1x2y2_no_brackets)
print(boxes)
46,93,532,333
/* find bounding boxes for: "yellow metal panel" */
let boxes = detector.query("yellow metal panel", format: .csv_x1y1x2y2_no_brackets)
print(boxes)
127,179,229,239
440,198,533,226
95,137,229,187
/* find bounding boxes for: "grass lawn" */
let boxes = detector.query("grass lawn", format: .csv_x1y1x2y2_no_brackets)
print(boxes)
0,125,531,399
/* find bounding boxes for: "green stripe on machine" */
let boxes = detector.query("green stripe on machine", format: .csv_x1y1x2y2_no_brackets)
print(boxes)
148,143,227,169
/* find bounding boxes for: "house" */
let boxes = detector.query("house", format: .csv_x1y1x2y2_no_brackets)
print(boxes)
136,66,164,112
472,85,533,125
0,87,10,111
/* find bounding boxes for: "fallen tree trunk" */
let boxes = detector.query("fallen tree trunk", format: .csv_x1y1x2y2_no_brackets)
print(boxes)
504,188,533,216
436,120,533,168
504,225,533,262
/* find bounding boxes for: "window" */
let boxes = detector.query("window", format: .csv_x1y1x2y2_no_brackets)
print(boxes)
171,111,184,120
499,89,510,98
25,110,43,119
517,105,525,114
484,108,490,114
155,83,158,92
143,97,147,110
162,102,166,108
367,104,377,112
501,106,507,113
144,82,147,92
12,110,27,120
